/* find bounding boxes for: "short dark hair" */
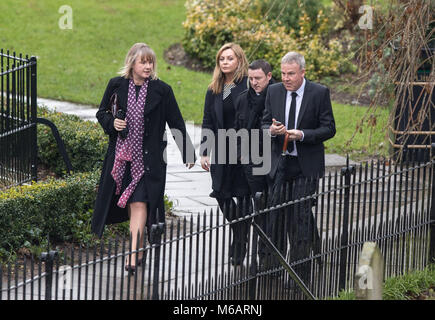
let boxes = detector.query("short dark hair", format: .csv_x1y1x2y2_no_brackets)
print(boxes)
248,59,272,76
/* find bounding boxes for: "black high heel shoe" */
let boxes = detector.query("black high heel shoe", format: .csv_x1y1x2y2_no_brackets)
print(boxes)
124,264,136,274
137,251,148,266
125,251,147,273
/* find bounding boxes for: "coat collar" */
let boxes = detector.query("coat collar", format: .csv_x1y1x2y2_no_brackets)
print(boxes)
116,77,160,116
143,79,160,116
117,77,129,110
297,79,311,128
214,76,248,128
276,83,287,124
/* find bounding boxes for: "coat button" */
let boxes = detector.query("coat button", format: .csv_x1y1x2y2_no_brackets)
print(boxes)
145,166,150,171
144,150,149,155
145,117,150,122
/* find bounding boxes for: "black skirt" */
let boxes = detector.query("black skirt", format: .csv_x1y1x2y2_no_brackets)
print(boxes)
120,162,148,204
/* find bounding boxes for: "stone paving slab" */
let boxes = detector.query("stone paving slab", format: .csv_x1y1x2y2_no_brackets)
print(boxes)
38,98,99,122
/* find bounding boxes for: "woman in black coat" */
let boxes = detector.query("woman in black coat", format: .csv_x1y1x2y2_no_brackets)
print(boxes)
91,43,195,272
200,43,250,266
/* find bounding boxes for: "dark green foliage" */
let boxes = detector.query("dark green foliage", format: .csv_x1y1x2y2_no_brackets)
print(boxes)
37,106,107,176
0,172,99,261
257,0,323,33
0,107,176,263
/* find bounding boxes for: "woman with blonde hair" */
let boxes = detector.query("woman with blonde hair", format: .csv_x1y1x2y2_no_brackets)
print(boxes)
92,43,195,274
200,43,251,266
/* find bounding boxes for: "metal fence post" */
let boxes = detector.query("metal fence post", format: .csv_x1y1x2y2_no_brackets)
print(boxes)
248,192,263,300
429,143,435,263
150,222,164,300
41,250,58,300
36,118,73,174
30,56,37,182
339,159,355,291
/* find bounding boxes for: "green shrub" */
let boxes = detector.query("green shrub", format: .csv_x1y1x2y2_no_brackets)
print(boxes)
182,0,355,80
256,0,323,33
0,170,175,262
0,171,99,261
37,106,107,176
0,107,179,262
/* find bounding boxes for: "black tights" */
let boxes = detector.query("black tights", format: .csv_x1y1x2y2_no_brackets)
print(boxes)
216,197,251,262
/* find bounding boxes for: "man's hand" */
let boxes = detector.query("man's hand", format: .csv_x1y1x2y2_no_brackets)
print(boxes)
269,118,286,136
200,156,210,172
287,129,303,141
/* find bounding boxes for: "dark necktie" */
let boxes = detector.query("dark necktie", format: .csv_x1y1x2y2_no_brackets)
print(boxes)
287,92,297,153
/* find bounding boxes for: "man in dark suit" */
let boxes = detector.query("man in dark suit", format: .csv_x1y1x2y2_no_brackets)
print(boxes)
235,59,274,195
234,59,274,265
261,51,336,286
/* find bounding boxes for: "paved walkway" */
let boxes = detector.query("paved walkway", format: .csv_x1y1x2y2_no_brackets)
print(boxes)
38,97,356,217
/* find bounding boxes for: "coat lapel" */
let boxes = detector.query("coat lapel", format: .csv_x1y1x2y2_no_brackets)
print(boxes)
143,79,162,116
277,83,287,125
214,92,224,128
116,78,129,111
231,78,248,99
117,78,161,116
214,77,248,129
297,79,311,128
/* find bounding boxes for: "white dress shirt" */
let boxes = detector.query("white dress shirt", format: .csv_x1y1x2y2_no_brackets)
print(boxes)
284,78,306,156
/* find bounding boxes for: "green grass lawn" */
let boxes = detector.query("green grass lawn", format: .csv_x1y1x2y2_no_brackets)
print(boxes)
326,103,390,159
0,0,210,123
0,0,390,158
332,265,435,300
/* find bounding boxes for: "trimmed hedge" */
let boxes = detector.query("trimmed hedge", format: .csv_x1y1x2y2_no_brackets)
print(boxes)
0,171,99,261
0,107,176,262
0,172,174,262
37,106,107,176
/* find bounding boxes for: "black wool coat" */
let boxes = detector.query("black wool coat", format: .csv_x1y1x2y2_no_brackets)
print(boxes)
200,77,248,193
234,79,275,159
234,81,275,194
91,76,195,239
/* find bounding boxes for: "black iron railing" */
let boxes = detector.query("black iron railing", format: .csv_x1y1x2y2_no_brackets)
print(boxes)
1,149,434,300
0,49,37,189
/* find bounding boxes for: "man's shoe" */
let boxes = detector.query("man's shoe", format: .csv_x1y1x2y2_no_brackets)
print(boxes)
284,278,297,290
230,257,244,266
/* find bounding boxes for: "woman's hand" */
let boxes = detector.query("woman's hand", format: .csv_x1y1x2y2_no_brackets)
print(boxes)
200,156,210,172
114,118,127,132
186,163,195,169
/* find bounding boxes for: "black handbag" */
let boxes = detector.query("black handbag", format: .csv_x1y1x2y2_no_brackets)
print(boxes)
109,92,119,115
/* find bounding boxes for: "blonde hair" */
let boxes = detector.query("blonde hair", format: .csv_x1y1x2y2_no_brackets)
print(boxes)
208,43,248,94
119,43,158,80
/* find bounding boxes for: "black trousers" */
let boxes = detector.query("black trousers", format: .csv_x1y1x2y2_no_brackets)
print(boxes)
216,197,251,264
265,156,319,284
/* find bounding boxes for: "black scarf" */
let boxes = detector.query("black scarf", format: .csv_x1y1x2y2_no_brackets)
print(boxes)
246,79,275,129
